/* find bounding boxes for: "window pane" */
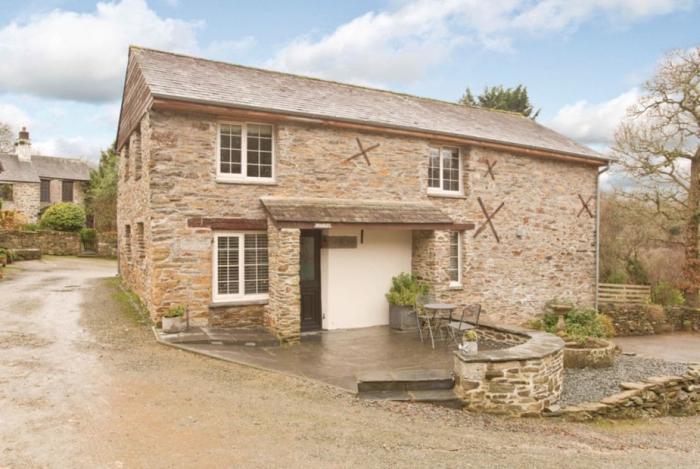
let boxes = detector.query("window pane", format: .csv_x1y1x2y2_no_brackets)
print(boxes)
62,181,73,202
217,236,239,295
219,125,242,175
441,147,460,192
448,231,459,282
245,124,273,179
243,234,269,294
428,147,440,188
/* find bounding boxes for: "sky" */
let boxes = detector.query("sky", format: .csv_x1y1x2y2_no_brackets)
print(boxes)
0,0,698,165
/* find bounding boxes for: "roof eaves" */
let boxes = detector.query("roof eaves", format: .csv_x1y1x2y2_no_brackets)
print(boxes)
152,93,610,164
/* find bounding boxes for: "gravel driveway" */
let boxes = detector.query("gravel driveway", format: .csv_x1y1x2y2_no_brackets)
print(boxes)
2,257,700,468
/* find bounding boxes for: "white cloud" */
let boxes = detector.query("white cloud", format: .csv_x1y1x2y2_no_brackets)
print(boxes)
33,136,103,161
269,0,693,84
0,0,254,102
547,88,640,147
0,103,31,131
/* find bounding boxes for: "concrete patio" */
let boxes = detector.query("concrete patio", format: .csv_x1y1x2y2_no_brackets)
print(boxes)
613,332,700,363
155,325,460,392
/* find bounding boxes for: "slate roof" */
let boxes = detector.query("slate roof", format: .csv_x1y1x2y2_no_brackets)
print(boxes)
31,155,91,181
131,46,606,162
0,154,40,183
261,197,455,225
0,153,91,183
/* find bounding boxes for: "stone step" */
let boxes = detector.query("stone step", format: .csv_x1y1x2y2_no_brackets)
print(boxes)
359,388,463,408
10,248,41,260
356,369,454,392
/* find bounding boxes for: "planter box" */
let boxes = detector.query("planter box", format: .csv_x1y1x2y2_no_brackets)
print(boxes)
389,305,417,331
563,339,616,368
162,316,187,333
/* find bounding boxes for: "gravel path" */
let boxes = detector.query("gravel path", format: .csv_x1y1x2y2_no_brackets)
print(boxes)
3,258,700,468
559,355,691,407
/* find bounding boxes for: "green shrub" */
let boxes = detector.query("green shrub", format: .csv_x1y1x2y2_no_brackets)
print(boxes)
79,227,97,243
651,281,685,306
605,270,628,284
164,305,186,318
542,307,613,343
21,223,40,232
39,203,86,231
385,273,428,307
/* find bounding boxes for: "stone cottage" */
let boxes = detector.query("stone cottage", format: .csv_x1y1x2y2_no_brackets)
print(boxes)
0,128,90,223
116,46,609,343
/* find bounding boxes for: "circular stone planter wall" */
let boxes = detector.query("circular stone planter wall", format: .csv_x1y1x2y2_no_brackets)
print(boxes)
563,339,616,369
453,323,565,416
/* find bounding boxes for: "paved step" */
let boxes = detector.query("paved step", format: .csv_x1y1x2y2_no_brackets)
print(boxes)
359,388,463,408
356,369,454,392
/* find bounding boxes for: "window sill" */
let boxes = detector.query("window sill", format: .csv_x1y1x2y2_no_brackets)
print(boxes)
427,190,466,199
209,298,269,308
448,283,463,291
216,177,278,186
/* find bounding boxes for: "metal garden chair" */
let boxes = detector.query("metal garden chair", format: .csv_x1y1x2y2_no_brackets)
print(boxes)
448,303,482,344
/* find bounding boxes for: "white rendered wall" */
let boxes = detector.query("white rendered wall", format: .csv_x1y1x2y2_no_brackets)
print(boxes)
321,227,412,330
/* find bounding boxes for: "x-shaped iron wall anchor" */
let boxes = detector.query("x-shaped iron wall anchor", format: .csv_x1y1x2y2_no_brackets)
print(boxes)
577,194,594,218
474,197,504,243
484,159,497,181
345,138,380,166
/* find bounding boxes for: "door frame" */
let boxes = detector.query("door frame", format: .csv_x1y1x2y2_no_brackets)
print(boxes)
300,229,322,332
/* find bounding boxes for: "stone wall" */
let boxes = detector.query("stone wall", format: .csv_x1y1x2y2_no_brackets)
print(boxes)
118,108,599,336
1,182,41,223
547,365,700,420
453,327,565,416
0,229,81,255
600,303,700,336
266,222,301,343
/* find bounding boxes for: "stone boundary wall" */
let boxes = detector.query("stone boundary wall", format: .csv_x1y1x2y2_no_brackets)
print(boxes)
453,325,565,416
0,229,81,255
0,230,117,257
600,303,700,336
545,365,700,420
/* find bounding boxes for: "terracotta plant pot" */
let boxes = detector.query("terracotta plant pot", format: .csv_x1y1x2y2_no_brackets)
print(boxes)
162,316,186,333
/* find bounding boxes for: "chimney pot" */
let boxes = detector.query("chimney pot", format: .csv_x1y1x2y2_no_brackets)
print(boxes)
18,127,29,141
15,126,32,162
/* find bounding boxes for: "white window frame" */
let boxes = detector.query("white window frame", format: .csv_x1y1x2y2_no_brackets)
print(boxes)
448,231,462,287
212,231,269,303
427,146,463,196
216,122,275,183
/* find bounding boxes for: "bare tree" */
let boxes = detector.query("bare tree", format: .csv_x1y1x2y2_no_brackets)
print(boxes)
0,122,14,154
613,47,700,305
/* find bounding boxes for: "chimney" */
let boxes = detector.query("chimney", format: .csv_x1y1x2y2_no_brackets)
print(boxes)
15,127,32,162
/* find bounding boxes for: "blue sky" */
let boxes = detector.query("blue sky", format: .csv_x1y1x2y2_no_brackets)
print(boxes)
0,0,698,161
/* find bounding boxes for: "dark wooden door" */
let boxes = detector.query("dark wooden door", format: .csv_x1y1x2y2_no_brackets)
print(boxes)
300,230,322,332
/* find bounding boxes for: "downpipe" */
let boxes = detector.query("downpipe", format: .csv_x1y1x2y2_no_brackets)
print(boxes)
595,165,610,311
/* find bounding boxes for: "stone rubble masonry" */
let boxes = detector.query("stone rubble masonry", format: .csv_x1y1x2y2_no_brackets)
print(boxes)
562,340,616,368
453,326,565,416
266,221,301,343
600,303,700,336
546,365,700,420
2,182,40,223
0,229,116,257
117,109,598,338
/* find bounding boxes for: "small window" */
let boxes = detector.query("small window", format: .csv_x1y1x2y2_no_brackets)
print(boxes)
0,183,13,201
448,231,462,285
217,123,274,181
61,180,73,202
137,222,145,261
40,179,50,202
428,146,462,194
213,232,269,302
124,225,132,258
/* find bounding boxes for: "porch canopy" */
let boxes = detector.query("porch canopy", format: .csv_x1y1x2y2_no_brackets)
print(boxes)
260,196,474,230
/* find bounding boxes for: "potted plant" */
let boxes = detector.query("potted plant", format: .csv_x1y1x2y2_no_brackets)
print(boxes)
459,329,478,354
162,305,187,333
386,273,428,331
